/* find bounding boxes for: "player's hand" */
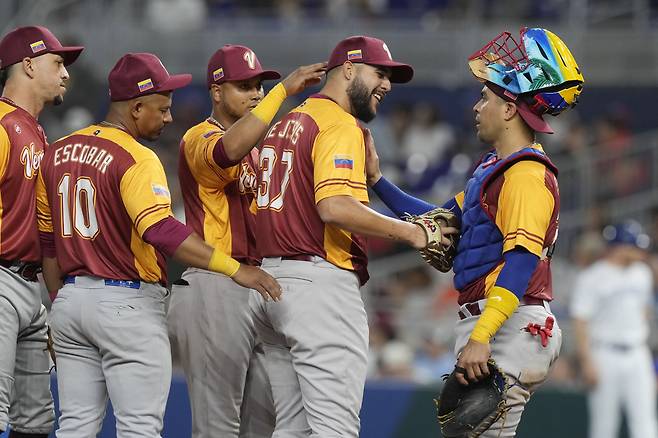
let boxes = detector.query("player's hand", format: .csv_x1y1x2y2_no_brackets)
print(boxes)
281,62,327,96
363,128,382,186
455,338,491,385
232,265,282,302
410,223,458,249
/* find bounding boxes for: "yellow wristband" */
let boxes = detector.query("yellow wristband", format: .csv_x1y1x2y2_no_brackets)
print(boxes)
251,82,287,125
208,248,241,277
470,286,520,344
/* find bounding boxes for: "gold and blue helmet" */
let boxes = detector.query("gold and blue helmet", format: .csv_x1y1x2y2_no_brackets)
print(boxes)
469,27,584,127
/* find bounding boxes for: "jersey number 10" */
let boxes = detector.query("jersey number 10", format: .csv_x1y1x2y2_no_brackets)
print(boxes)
57,174,100,239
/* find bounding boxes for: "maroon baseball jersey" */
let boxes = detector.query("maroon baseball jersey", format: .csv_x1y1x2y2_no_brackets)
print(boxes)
255,95,370,284
0,97,47,262
36,124,173,284
178,119,259,265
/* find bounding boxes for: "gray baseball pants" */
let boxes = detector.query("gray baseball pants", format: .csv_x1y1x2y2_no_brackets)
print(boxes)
0,266,54,434
454,299,562,437
167,268,274,438
50,276,170,438
249,257,369,438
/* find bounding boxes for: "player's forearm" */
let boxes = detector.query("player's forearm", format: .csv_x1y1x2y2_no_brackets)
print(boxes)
42,256,63,301
573,318,593,363
220,83,287,162
371,176,437,218
172,233,240,277
317,195,425,248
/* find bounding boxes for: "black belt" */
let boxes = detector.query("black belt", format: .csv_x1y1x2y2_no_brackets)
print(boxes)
0,259,41,282
281,254,315,262
458,296,547,320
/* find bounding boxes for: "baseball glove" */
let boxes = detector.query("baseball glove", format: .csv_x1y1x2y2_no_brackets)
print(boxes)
405,207,460,272
435,360,509,438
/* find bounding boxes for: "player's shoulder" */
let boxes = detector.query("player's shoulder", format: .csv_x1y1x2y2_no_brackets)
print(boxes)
503,158,549,182
581,259,616,280
0,99,16,121
629,261,653,281
51,124,103,145
183,119,223,145
88,125,158,163
296,95,360,133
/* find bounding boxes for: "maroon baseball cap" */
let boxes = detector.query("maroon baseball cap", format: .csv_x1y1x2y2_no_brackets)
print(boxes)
0,25,84,69
108,53,192,102
486,82,554,134
327,35,414,84
207,45,281,88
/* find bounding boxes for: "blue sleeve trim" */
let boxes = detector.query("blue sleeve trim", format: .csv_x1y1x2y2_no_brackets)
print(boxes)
495,247,539,299
371,177,436,218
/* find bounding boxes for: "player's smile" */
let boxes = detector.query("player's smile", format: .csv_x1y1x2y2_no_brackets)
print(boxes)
371,89,386,106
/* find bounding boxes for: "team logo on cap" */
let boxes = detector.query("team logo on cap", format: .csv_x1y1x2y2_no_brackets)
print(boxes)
213,67,224,81
347,49,363,61
243,50,256,70
382,43,392,60
30,40,47,53
138,78,154,93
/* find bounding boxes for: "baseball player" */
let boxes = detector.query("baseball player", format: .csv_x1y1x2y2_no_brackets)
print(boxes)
571,221,658,438
0,26,83,438
167,44,326,438
250,35,455,437
365,28,584,436
35,52,281,438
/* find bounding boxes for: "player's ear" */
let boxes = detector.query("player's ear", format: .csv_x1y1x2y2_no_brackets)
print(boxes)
503,102,518,121
210,84,222,104
21,57,36,79
130,100,143,119
341,61,355,81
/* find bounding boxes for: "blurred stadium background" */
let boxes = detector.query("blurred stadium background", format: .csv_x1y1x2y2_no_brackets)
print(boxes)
3,0,658,436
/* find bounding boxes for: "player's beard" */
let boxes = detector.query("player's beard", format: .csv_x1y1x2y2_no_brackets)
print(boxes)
347,76,376,123
53,94,64,106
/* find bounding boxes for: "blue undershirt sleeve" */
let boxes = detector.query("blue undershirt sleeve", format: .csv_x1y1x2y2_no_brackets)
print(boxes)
371,176,437,218
495,247,540,299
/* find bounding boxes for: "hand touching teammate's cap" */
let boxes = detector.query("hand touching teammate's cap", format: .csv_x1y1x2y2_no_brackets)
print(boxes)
206,45,281,88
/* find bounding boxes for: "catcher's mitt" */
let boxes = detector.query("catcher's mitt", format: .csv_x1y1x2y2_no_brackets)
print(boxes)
405,207,460,272
435,360,509,438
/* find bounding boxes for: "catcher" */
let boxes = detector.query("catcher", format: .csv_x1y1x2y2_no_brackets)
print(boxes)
365,27,584,437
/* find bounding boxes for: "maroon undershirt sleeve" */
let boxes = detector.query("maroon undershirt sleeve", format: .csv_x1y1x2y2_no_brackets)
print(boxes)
212,137,241,168
39,231,56,258
142,216,194,258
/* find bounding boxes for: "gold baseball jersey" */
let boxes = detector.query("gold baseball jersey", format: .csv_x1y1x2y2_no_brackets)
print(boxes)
36,124,173,284
255,94,370,284
178,119,259,265
0,97,47,262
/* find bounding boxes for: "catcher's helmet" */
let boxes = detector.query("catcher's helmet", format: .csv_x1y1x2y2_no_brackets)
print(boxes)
602,220,650,249
468,27,584,119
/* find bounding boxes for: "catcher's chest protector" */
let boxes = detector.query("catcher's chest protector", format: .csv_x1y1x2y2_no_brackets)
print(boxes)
452,147,557,291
